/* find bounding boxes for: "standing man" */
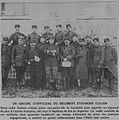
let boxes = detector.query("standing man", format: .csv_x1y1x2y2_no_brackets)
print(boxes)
75,38,88,89
8,24,26,47
85,35,94,85
1,37,12,89
26,25,41,46
65,24,77,43
42,26,53,44
11,36,28,87
27,40,43,90
90,38,104,90
55,24,64,46
60,37,75,90
44,35,59,90
103,38,118,93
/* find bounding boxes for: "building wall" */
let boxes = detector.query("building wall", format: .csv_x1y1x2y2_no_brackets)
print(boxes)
1,1,117,45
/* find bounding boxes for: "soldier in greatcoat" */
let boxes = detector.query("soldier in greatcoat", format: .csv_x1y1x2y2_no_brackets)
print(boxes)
60,37,75,90
90,38,104,90
1,37,12,89
44,35,59,90
103,38,118,93
75,38,88,89
11,36,28,87
27,40,43,90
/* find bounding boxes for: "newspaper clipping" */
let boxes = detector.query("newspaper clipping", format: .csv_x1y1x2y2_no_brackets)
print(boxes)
0,0,119,120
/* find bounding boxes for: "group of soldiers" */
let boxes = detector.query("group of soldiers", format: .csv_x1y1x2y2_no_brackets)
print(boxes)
1,24,118,93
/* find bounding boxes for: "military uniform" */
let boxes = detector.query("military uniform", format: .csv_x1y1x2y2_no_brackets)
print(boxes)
27,45,43,89
11,44,27,85
44,44,59,89
8,32,26,47
104,45,117,92
26,33,41,46
90,45,104,89
60,44,75,90
55,30,64,45
75,44,88,88
1,37,12,88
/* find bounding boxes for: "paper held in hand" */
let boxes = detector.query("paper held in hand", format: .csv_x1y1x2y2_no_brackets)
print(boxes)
62,61,72,67
34,56,40,62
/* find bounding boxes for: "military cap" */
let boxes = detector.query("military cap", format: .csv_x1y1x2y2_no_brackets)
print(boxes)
73,34,78,38
15,24,20,28
93,38,99,42
32,25,37,29
85,35,92,39
66,24,72,28
3,37,8,41
79,38,85,42
104,38,110,43
44,26,49,29
56,24,62,28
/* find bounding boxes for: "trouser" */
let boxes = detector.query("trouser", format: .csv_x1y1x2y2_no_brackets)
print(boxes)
92,67,103,89
45,65,58,90
61,67,73,90
104,68,115,92
29,65,42,89
2,66,10,88
42,62,46,88
15,66,25,85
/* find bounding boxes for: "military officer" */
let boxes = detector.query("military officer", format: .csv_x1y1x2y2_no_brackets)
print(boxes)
27,40,43,90
65,24,77,43
1,37,12,89
44,35,59,90
11,36,28,87
8,24,26,47
90,38,104,90
55,24,64,46
60,37,75,90
26,25,40,46
103,38,118,93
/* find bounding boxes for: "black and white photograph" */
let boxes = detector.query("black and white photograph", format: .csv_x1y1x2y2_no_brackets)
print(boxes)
1,0,118,98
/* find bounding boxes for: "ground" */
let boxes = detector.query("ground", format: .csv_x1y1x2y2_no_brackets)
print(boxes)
2,79,118,98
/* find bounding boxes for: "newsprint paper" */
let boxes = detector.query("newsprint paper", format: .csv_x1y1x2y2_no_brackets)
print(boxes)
0,0,119,120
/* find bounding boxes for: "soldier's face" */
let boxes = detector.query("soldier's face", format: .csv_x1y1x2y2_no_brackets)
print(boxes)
32,28,37,33
73,36,78,42
15,27,20,32
45,28,49,33
40,38,45,43
86,38,91,43
3,40,8,44
79,42,84,46
56,26,61,31
93,41,99,46
49,39,54,44
105,41,110,46
67,26,72,31
18,39,23,45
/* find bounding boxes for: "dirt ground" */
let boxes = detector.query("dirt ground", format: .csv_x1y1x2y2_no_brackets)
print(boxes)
2,79,118,98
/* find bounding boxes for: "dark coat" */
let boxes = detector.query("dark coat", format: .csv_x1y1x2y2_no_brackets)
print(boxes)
60,44,75,67
26,33,40,45
104,46,117,79
27,45,43,66
44,44,59,67
90,45,104,68
8,32,26,46
11,44,27,66
1,44,11,66
75,45,88,80
55,30,64,45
